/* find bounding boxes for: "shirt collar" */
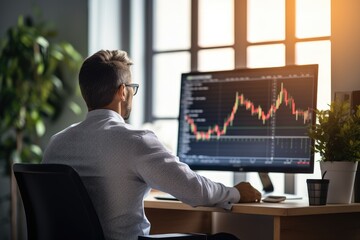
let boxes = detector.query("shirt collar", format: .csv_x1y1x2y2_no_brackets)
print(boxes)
86,109,125,123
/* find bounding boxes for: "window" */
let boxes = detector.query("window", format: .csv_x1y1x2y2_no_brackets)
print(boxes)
146,0,331,193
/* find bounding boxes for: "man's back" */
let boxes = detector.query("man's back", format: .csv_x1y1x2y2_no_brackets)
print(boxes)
43,110,153,240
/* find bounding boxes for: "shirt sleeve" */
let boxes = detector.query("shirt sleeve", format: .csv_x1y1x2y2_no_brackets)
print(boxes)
134,131,240,209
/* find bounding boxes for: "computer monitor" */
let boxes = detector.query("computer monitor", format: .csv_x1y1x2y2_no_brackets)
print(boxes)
177,65,318,177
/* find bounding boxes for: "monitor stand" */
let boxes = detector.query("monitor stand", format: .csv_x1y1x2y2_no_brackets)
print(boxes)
258,172,302,200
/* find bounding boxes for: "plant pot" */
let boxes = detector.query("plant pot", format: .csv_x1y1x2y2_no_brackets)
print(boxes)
320,161,358,204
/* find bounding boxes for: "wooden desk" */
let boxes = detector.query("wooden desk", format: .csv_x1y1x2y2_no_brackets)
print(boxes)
144,193,360,240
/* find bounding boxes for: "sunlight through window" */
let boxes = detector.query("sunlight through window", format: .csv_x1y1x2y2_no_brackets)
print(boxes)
247,0,285,43
198,0,234,47
247,44,285,68
198,48,235,71
153,0,191,51
296,0,331,38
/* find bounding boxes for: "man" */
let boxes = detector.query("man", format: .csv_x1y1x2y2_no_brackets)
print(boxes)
42,50,261,240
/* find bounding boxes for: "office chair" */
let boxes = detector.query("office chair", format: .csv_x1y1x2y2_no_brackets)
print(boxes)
13,163,105,240
13,163,206,240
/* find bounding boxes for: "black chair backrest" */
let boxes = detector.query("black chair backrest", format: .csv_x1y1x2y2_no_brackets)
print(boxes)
13,163,105,240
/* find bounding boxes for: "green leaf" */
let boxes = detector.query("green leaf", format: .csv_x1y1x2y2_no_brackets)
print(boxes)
20,35,33,47
36,36,49,48
35,119,46,137
29,144,42,157
36,63,45,74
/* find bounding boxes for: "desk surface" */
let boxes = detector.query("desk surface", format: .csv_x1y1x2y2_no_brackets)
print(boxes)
145,192,360,217
145,192,360,240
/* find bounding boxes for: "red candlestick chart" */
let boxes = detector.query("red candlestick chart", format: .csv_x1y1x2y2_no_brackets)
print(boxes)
185,82,312,141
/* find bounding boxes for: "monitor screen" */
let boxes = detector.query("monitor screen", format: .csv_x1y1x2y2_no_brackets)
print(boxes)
177,64,318,173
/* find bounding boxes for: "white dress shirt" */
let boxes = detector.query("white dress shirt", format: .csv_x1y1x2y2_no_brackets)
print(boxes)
42,109,240,240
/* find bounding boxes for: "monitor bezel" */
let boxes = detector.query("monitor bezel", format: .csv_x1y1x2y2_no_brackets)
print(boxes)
176,64,318,174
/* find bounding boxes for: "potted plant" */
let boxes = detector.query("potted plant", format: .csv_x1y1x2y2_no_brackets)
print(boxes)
308,100,360,203
0,15,82,239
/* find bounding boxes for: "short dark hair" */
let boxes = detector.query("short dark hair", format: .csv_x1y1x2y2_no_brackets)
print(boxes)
79,50,133,110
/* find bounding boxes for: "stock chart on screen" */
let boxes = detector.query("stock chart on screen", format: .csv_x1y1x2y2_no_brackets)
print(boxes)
177,65,318,173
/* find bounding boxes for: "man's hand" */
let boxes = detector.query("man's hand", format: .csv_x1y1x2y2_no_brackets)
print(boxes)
234,182,262,203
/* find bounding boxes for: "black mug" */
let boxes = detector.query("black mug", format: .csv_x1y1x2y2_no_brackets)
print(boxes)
306,179,330,205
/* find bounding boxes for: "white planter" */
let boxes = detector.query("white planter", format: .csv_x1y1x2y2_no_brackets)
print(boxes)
320,161,358,204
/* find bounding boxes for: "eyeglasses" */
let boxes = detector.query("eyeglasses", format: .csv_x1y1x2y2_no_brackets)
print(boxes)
124,83,139,96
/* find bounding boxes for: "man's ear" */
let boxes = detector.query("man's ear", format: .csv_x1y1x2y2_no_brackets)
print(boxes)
116,84,127,101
